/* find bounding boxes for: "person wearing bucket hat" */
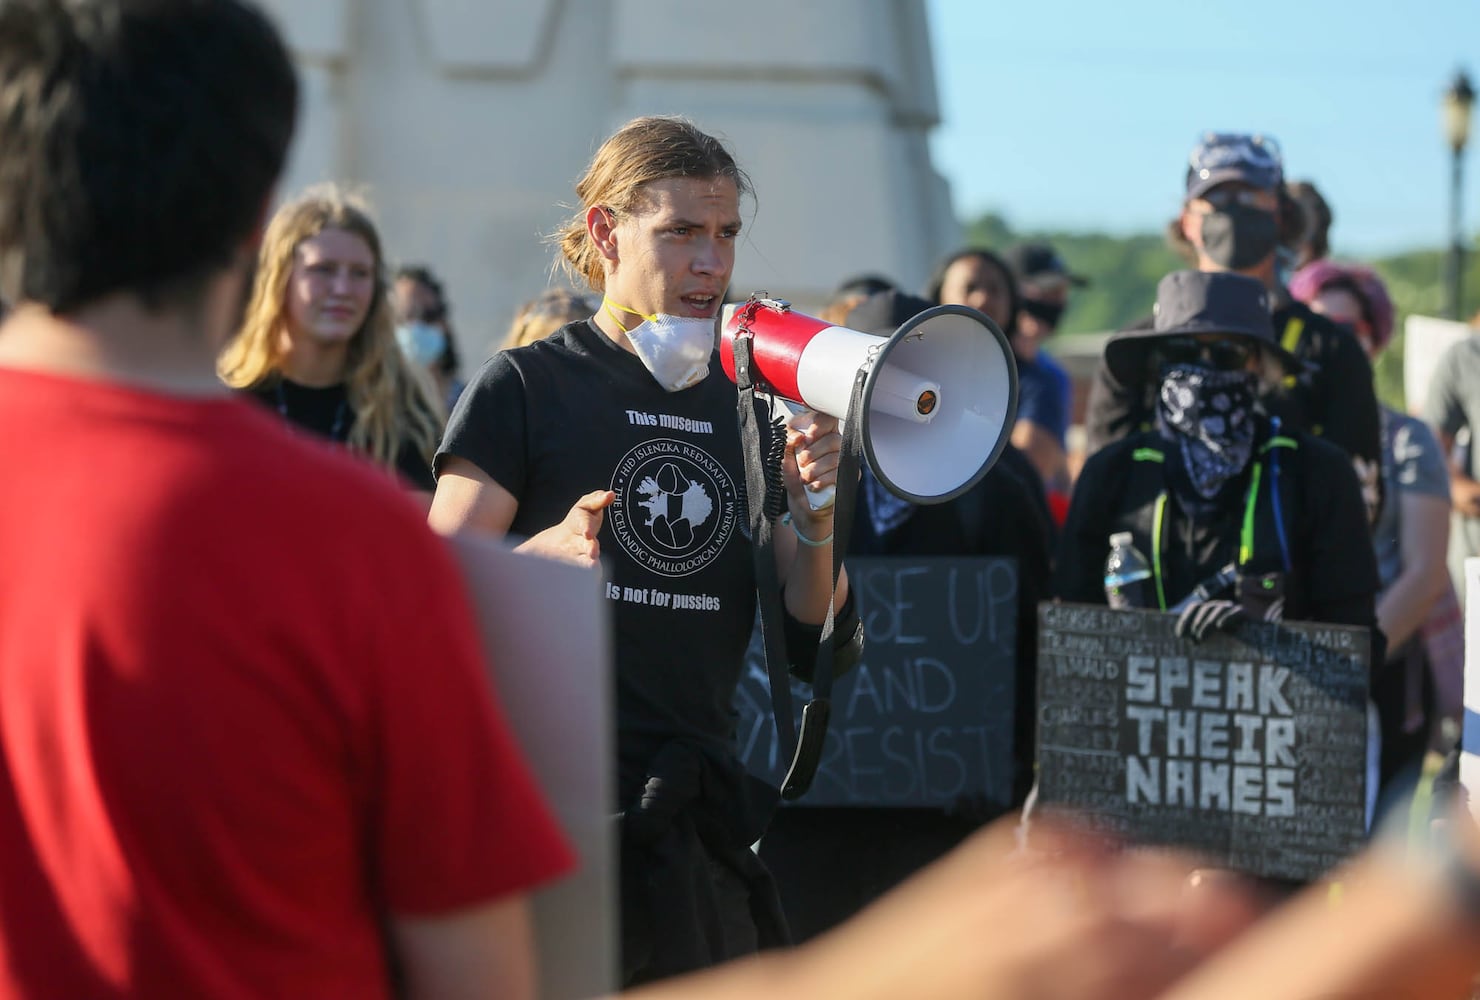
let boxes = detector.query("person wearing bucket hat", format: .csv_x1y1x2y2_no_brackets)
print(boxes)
1083,135,1382,523
1101,270,1304,390
1057,270,1381,663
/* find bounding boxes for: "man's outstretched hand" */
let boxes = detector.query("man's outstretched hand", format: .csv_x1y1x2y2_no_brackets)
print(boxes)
515,490,614,568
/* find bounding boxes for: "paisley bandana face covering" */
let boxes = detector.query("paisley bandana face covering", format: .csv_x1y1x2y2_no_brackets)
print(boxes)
603,298,715,392
1158,364,1258,499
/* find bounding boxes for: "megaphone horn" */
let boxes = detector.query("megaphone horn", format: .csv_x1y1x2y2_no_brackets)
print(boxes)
721,295,1018,505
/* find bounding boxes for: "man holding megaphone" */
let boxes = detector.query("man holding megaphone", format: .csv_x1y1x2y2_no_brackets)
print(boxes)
428,116,862,985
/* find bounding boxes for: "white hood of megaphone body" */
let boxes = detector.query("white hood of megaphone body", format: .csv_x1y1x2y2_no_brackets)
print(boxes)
721,300,1018,504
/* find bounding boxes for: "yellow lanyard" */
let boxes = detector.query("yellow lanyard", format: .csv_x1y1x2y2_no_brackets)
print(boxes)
1148,466,1261,612
1146,436,1298,609
602,297,654,331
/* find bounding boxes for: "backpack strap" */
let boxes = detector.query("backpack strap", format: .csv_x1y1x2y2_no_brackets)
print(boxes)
1280,316,1305,391
1257,429,1299,573
1130,446,1169,610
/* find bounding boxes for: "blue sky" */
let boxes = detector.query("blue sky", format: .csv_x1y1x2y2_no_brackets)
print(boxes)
926,0,1480,255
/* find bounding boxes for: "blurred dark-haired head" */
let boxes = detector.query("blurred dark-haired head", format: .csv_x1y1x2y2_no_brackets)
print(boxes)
392,264,461,375
394,265,447,322
1286,181,1333,268
0,0,299,315
821,272,897,325
843,289,933,337
926,248,1018,337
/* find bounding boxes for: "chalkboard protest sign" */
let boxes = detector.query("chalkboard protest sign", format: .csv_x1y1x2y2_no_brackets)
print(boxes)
1036,602,1370,882
733,556,1017,807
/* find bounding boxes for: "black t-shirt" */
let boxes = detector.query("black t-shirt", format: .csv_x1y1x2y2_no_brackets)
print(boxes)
1083,301,1383,482
247,379,436,491
438,320,759,803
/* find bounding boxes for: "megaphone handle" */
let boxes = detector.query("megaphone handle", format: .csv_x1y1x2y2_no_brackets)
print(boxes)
803,484,836,512
780,402,837,512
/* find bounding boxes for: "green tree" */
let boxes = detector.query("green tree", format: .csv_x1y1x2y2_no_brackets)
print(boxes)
961,213,1184,336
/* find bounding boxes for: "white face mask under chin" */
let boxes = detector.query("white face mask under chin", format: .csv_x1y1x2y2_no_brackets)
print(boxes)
604,299,715,392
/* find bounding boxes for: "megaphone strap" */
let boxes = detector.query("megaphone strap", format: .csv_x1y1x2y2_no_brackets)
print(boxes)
733,317,867,801
782,699,831,802
733,334,798,754
782,366,867,801
809,363,866,709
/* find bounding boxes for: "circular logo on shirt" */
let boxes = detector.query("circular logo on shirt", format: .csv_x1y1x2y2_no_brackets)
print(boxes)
609,438,739,577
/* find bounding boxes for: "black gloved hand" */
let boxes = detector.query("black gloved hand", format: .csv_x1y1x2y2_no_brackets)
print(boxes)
1174,598,1245,642
1238,571,1286,623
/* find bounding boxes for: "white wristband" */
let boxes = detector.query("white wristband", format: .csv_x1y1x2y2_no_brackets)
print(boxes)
782,511,833,548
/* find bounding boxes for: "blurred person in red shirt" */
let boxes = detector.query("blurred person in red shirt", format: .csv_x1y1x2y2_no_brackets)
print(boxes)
0,2,572,997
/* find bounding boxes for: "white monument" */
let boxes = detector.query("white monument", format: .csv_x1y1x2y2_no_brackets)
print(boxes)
257,0,959,364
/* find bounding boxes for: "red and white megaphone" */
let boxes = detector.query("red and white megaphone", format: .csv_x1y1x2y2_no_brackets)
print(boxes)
720,295,1018,504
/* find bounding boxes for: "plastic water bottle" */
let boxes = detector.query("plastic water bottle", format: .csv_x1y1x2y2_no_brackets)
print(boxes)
1104,532,1152,609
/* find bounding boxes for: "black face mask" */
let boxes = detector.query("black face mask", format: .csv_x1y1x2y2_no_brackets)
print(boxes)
1020,296,1065,328
1199,203,1279,271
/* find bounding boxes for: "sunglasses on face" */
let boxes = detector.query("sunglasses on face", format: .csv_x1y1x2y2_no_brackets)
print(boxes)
1199,187,1278,212
1156,336,1255,372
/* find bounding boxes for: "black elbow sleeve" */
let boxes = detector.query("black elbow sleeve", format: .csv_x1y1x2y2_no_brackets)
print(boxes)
782,586,864,683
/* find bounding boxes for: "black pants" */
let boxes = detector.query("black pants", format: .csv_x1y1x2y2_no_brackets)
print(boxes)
759,806,976,942
622,847,761,987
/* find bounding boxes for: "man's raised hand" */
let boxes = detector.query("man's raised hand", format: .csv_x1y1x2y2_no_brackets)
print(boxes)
783,409,844,534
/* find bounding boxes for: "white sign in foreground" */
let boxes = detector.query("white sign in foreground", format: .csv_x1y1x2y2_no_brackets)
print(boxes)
450,533,616,1000
1404,314,1473,417
1460,558,1480,824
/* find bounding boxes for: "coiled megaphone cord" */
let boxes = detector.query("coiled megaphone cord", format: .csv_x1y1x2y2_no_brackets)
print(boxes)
763,408,788,521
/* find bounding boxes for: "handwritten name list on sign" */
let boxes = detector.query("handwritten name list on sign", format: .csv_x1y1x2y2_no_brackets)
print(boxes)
1036,602,1369,881
734,557,1018,808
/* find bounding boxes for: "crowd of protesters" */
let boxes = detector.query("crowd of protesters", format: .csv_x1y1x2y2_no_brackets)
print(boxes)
10,2,1480,999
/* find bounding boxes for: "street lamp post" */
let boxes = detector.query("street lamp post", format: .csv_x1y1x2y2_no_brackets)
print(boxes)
1443,70,1474,321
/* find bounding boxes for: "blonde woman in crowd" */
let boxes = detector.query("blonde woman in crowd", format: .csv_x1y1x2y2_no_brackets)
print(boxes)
219,185,443,497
